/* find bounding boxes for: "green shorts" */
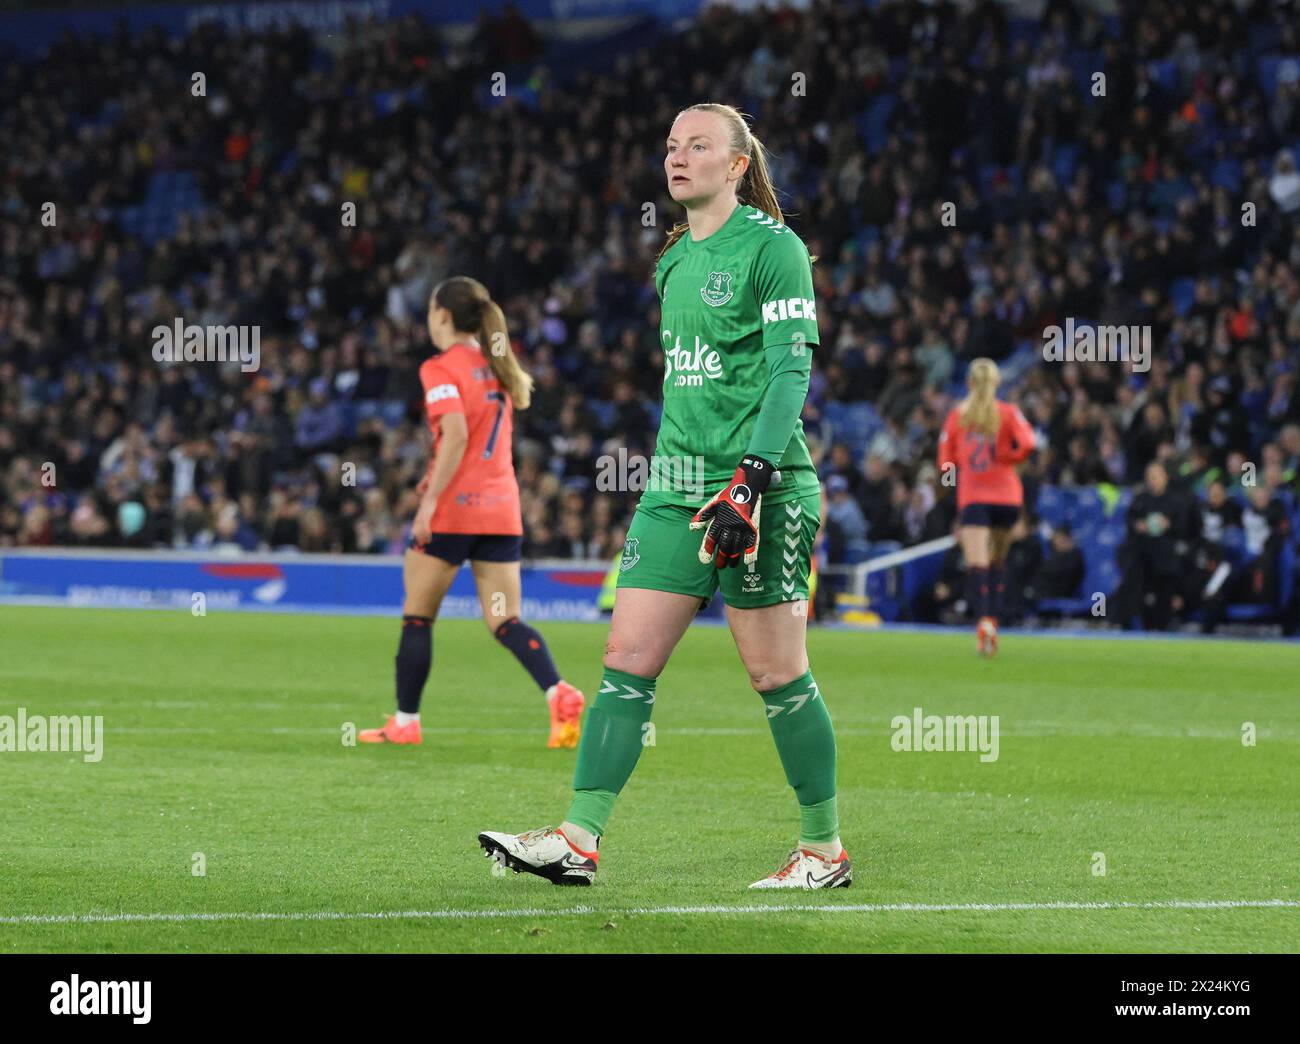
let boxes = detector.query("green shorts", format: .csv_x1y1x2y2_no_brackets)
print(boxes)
616,492,821,609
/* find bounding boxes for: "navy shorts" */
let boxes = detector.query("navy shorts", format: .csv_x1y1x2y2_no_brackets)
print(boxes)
959,503,1020,528
411,533,522,564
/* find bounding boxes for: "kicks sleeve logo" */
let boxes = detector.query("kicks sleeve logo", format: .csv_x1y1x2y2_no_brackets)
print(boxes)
662,329,723,387
762,298,816,324
425,383,459,404
700,270,735,307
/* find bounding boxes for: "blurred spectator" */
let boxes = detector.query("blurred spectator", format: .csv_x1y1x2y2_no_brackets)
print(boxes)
295,379,346,454
823,475,869,563
1111,462,1202,630
1001,517,1045,624
1201,484,1292,632
914,535,966,624
1034,523,1085,601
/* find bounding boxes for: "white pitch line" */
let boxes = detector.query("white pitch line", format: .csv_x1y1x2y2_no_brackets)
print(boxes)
3,899,1296,926
0,908,592,925
93,724,1300,741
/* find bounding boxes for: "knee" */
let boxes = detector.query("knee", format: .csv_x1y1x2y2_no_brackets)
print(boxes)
745,658,806,693
602,631,663,678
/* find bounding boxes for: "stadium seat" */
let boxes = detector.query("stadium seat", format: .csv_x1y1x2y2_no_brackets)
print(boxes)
1147,58,1180,92
822,400,848,429
587,400,616,431
1036,595,1092,615
337,401,358,440
1279,539,1298,609
1256,54,1300,99
1071,521,1098,549
1070,51,1104,92
1096,522,1125,549
1170,278,1197,316
1036,486,1066,526
857,226,880,251
857,94,897,153
1052,143,1079,185
1032,485,1129,617
111,171,210,244
842,542,874,565
1073,487,1104,520
1225,603,1275,621
1210,157,1243,192
1077,534,1116,595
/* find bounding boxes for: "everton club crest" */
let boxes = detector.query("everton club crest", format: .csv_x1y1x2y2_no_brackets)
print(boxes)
700,271,734,307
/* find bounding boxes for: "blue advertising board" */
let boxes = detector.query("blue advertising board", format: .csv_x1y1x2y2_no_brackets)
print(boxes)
0,549,610,620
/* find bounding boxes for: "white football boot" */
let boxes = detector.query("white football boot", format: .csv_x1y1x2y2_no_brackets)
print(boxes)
748,847,853,889
477,826,598,886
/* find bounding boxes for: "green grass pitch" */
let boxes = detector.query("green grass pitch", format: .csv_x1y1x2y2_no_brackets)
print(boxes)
0,604,1296,953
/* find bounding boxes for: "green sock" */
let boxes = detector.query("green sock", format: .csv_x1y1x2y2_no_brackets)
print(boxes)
566,667,657,837
759,670,839,842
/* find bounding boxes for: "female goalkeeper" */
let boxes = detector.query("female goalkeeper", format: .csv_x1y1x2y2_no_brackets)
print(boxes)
479,104,849,889
358,277,585,749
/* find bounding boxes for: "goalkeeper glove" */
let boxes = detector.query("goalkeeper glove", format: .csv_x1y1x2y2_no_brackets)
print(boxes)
690,454,777,569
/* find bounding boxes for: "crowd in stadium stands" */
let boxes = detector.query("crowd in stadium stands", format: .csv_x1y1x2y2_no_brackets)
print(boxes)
2,1,1299,628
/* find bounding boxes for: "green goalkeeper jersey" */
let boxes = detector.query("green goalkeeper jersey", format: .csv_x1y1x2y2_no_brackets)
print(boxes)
645,203,820,507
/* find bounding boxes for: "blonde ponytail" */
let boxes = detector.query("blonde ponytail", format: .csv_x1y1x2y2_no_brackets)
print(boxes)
960,358,1001,437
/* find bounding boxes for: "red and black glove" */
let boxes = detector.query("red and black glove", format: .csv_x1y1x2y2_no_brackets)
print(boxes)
690,455,777,569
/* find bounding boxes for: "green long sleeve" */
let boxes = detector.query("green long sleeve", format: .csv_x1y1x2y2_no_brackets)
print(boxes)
746,341,812,465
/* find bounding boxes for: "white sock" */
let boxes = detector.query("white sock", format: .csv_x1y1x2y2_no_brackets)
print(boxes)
395,711,419,727
800,837,843,861
545,683,558,702
560,821,598,853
